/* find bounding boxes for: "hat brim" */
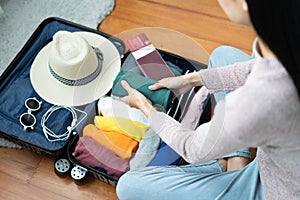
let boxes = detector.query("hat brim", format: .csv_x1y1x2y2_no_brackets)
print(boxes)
30,31,121,106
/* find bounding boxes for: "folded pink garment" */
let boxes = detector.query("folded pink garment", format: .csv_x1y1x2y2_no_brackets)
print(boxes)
72,136,129,179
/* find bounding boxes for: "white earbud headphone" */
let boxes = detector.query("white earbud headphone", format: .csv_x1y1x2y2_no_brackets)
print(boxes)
41,105,86,142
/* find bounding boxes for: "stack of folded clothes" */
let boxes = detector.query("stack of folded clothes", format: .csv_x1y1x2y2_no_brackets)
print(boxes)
72,96,162,179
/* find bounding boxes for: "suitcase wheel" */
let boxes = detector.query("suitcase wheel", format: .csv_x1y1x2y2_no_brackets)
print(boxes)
71,165,89,185
54,158,71,177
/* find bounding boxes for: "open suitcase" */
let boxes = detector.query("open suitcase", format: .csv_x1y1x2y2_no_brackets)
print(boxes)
0,17,211,186
0,17,125,155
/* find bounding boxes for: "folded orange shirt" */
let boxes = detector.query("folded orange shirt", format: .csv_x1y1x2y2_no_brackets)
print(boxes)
83,124,138,159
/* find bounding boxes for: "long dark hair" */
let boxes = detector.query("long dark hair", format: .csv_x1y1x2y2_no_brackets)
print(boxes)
246,0,300,97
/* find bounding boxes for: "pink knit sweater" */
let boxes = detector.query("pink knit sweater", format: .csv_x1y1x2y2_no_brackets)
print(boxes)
149,49,300,199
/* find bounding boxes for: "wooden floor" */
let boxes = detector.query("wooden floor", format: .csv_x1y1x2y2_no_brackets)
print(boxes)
0,0,255,199
99,0,255,56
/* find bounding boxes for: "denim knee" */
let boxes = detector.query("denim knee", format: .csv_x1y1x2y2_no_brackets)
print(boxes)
116,172,131,200
209,46,252,69
117,170,147,200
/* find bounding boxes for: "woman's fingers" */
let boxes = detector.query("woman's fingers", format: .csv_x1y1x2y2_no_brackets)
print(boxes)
120,80,133,105
119,80,154,117
148,82,165,90
120,80,144,107
121,80,133,93
148,78,172,91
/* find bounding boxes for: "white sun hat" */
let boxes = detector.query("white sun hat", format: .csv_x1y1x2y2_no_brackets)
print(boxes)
30,30,121,106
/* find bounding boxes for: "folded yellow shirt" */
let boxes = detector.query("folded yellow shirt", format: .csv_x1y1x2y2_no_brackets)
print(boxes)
94,116,149,142
83,124,138,159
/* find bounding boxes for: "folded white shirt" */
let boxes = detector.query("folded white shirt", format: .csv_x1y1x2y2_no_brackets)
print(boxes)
97,96,150,126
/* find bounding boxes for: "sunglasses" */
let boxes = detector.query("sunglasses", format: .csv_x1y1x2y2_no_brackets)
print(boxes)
19,97,42,130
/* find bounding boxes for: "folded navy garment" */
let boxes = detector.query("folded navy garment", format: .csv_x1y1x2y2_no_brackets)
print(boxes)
147,142,181,166
112,70,174,111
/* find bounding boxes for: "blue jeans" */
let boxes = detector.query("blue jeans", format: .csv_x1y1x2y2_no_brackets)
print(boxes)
116,46,264,200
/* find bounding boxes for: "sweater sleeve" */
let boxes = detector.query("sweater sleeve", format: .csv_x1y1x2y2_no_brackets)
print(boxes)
199,59,256,93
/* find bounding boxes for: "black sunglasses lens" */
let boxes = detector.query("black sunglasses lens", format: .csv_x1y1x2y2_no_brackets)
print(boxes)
20,113,35,126
26,99,40,110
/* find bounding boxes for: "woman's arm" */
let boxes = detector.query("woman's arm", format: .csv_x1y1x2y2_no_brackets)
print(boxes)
149,59,257,94
148,72,203,96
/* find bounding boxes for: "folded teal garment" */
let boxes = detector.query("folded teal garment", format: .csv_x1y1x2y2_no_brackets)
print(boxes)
165,61,183,76
112,70,173,110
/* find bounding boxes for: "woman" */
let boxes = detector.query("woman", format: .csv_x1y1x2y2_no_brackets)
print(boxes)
116,0,300,199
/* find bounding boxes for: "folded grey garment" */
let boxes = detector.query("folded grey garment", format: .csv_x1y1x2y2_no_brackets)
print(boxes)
122,53,183,76
129,128,162,170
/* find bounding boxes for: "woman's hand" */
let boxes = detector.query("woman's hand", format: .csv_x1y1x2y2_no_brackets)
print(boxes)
120,80,154,118
149,72,203,96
